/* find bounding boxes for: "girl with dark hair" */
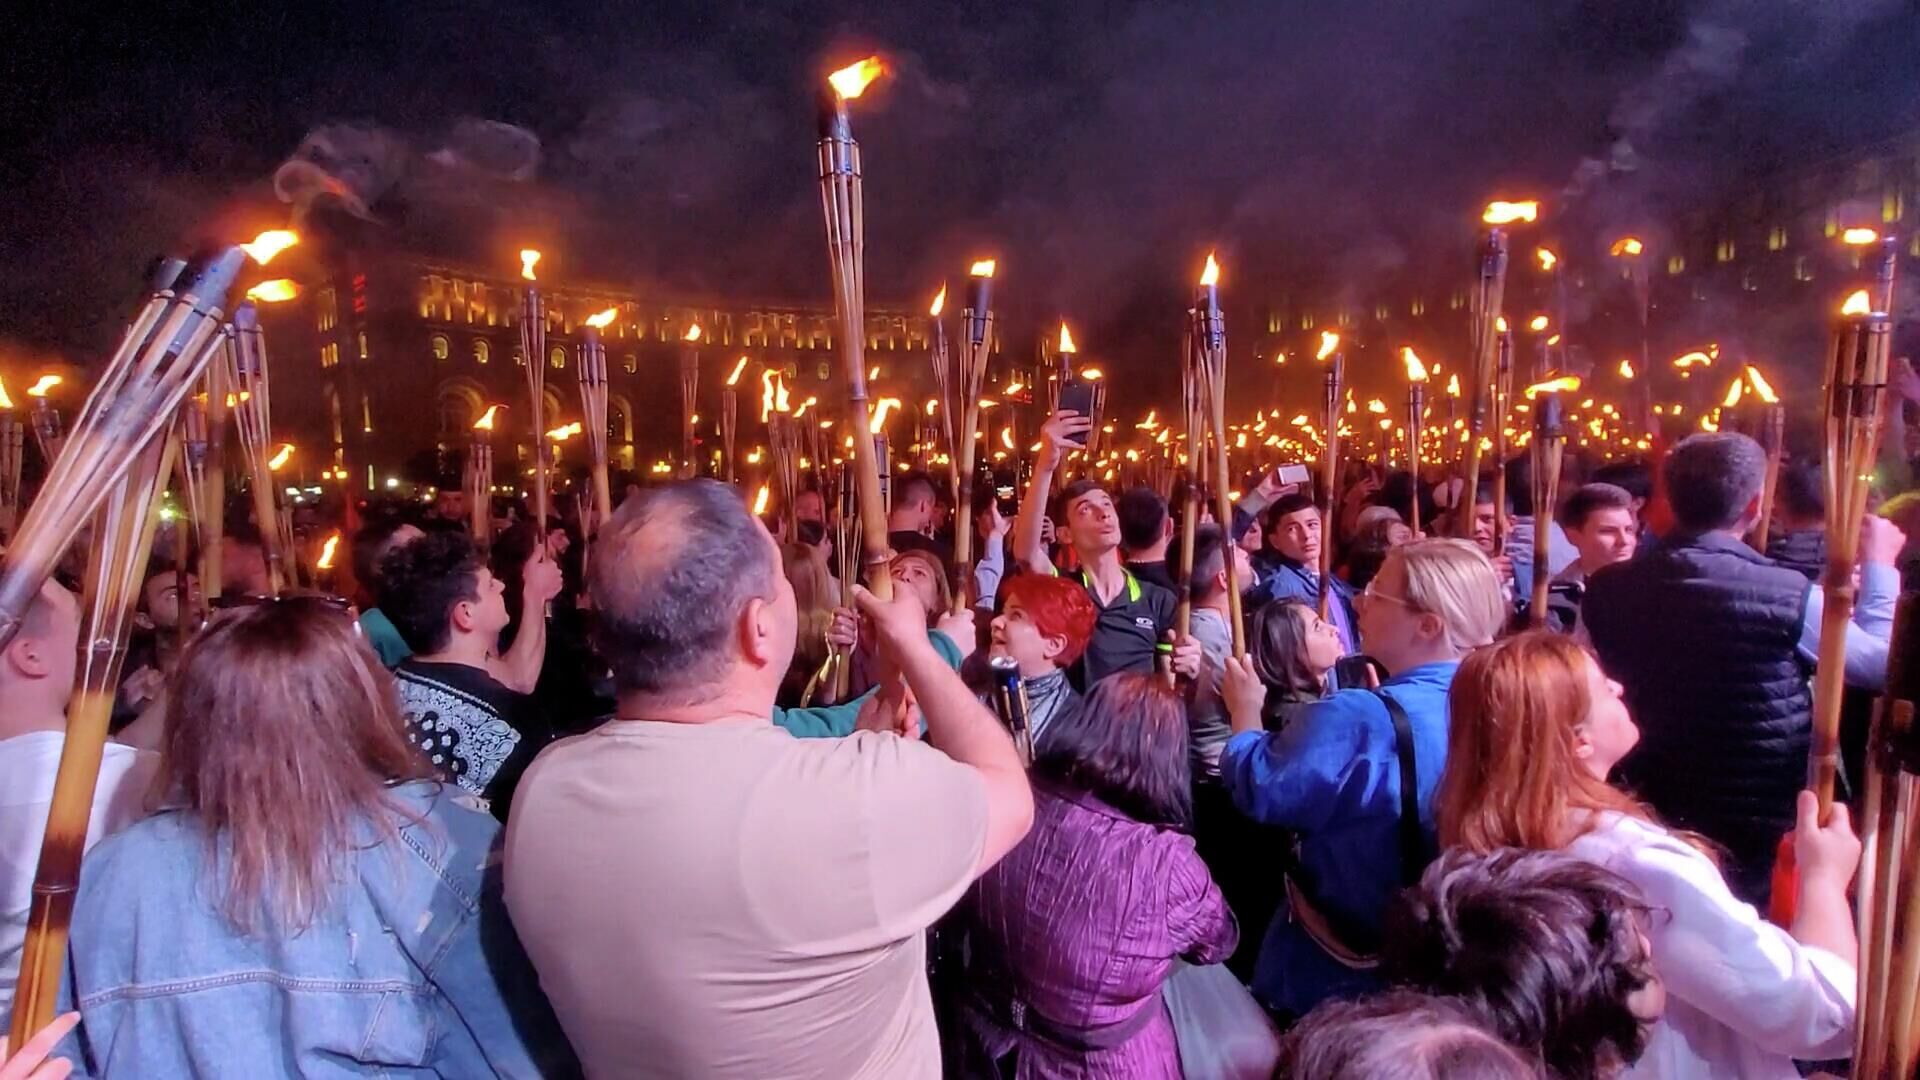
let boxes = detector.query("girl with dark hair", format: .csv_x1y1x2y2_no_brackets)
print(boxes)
54,598,578,1078
1438,631,1857,1077
1247,598,1343,730
948,672,1236,1077
490,520,607,736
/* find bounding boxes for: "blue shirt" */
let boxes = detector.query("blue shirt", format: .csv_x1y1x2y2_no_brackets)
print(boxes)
1218,660,1458,1017
1249,553,1357,655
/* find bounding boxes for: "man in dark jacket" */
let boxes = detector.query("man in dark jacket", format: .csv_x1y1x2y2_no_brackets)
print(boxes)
1584,433,1901,904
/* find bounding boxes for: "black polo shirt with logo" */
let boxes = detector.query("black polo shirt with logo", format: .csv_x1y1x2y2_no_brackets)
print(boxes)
1059,566,1178,689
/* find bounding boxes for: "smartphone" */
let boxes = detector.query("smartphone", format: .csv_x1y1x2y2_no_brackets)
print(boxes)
1275,463,1311,486
1056,381,1097,445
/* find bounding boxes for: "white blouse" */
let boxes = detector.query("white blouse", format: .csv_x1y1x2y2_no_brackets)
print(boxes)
1566,813,1854,1078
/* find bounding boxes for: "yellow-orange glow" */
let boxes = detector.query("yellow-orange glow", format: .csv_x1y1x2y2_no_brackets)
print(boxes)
753,484,771,515
1290,413,1310,426
1446,374,1461,398
245,279,299,303
1745,365,1779,404
315,532,341,571
585,307,618,330
793,396,815,419
1721,378,1745,408
1536,248,1558,271
1842,289,1873,316
1316,331,1341,361
1610,237,1645,257
924,397,938,415
26,375,61,398
1495,316,1509,333
870,397,902,431
1672,350,1714,369
223,390,252,408
0,378,13,409
1199,252,1221,288
929,284,947,317
1844,228,1880,246
827,56,885,100
1364,398,1386,414
1136,409,1160,430
1005,380,1026,396
1058,322,1077,354
267,444,295,471
473,405,502,431
1618,359,1636,380
759,370,791,422
547,421,583,441
1080,367,1103,381
1000,427,1015,450
1482,200,1539,225
1523,375,1583,399
519,249,541,281
725,356,749,386
241,229,299,266
1528,315,1549,332
1402,348,1429,382
970,259,997,278
683,324,703,343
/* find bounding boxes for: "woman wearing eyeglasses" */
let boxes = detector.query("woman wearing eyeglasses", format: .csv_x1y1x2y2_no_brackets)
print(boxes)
53,598,578,1078
1218,538,1507,1022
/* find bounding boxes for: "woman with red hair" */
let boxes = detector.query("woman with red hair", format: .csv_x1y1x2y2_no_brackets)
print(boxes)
987,573,1098,746
1438,631,1858,1077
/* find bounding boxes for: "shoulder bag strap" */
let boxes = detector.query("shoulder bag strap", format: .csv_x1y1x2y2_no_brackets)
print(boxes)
1374,689,1429,886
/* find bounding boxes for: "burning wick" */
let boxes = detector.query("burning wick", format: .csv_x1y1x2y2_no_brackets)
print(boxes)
1841,289,1873,317
547,422,583,442
1535,248,1558,271
1721,378,1745,409
245,279,299,303
970,259,997,278
1402,348,1429,383
1058,323,1077,354
473,405,502,431
241,229,299,266
1316,331,1341,362
1523,376,1584,399
760,370,791,423
1528,315,1550,332
726,356,749,387
1446,374,1461,398
1618,359,1637,380
584,307,618,330
827,56,885,100
519,249,541,282
1672,350,1715,370
870,398,901,431
683,324,703,343
1080,367,1103,381
1199,252,1221,287
1610,237,1645,257
1745,365,1779,404
1482,200,1540,225
267,444,295,471
315,532,341,571
0,378,12,409
929,285,947,317
1843,228,1881,246
26,375,61,398
753,485,771,516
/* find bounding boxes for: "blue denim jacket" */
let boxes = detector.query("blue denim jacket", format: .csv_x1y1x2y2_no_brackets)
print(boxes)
56,781,578,1078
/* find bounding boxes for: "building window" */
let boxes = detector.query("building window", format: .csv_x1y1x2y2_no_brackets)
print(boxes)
1373,304,1390,322
328,389,343,446
1299,312,1315,331
1767,225,1788,251
1336,311,1353,328
361,394,373,434
472,338,490,364
513,347,526,367
1911,234,1920,258
817,361,831,381
1667,255,1686,275
1824,209,1839,238
1715,238,1736,263
1741,268,1758,293
549,346,567,370
357,331,368,360
1449,290,1466,311
1267,311,1282,334
1885,189,1906,223
622,353,638,374
1794,256,1813,282
1411,298,1426,317
320,342,339,369
431,334,450,361
317,287,338,333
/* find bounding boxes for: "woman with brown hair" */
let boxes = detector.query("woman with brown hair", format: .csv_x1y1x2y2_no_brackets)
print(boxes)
54,598,577,1078
1437,631,1857,1078
947,672,1237,1077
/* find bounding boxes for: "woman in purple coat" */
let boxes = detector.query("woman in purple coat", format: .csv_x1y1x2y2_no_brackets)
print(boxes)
949,672,1238,1078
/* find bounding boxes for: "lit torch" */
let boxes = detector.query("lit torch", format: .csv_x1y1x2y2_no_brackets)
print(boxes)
1523,374,1582,625
1743,364,1785,552
229,303,295,591
679,323,703,480
25,376,63,464
467,404,500,542
815,53,894,599
942,259,996,611
762,370,800,540
1188,250,1242,654
720,354,750,486
577,308,616,532
1403,348,1430,535
1458,199,1529,540
1316,329,1345,618
0,378,18,536
517,248,550,539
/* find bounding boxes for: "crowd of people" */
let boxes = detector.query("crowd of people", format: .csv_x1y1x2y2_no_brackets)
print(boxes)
1,398,1912,1078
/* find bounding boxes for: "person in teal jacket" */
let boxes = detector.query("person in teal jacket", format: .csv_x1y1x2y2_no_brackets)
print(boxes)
772,627,966,737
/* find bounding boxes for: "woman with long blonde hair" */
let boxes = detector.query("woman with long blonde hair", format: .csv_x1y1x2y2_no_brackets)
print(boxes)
1438,631,1857,1078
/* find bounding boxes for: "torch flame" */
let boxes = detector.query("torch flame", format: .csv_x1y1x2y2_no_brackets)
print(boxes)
969,259,997,278
929,284,947,317
753,485,770,515
1610,237,1645,257
1721,378,1745,408
1365,398,1387,414
26,375,61,398
1316,331,1341,361
792,395,815,419
1618,359,1636,379
1528,315,1549,332
1523,375,1584,399
584,307,618,329
519,249,541,281
1446,374,1461,397
241,229,299,266
726,356,749,386
547,421,583,442
871,397,902,431
245,279,300,303
683,324,703,343
0,378,12,409
1000,427,1015,450
1482,200,1540,225
759,370,792,422
1535,248,1558,271
1290,413,1310,426
1080,367,1103,381
1058,323,1077,354
1842,289,1873,317
267,444,295,471
1402,348,1429,382
1745,365,1780,404
472,405,502,431
827,56,885,100
1495,316,1509,333
1672,350,1714,369
1199,252,1220,288
1843,228,1880,246
316,532,341,571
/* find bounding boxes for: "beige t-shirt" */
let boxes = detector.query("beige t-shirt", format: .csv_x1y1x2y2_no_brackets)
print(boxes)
504,718,989,1080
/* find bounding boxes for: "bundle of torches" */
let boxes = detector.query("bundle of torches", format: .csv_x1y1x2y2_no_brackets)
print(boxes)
0,48,1914,1067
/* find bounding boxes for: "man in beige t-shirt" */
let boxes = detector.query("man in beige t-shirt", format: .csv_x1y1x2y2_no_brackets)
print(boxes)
505,480,1034,1079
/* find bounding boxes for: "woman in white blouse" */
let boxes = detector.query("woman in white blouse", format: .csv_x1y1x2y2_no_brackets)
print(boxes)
1435,631,1859,1077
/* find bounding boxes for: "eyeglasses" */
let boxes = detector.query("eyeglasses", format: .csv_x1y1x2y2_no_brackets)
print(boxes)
1359,581,1419,611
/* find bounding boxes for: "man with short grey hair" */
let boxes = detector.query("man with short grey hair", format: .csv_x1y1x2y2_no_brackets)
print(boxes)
1584,432,1903,904
503,480,1033,1080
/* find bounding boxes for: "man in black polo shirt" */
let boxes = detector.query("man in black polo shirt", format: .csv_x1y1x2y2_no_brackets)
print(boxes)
1011,409,1189,687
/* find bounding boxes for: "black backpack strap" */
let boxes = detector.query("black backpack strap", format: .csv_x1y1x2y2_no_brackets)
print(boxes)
1374,689,1429,886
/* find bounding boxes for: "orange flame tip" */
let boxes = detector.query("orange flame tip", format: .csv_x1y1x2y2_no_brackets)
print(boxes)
1841,289,1873,317
546,421,583,441
472,405,502,431
1609,237,1645,257
267,444,295,471
1745,365,1779,404
929,284,947,317
241,229,299,266
519,249,541,281
1528,315,1549,332
726,356,749,386
752,485,770,515
1843,228,1880,246
1366,398,1387,414
1523,375,1583,399
1535,248,1558,270
245,279,300,303
25,375,61,398
1058,323,1077,354
1720,378,1745,408
969,259,997,278
683,324,703,343
871,398,902,431
1618,359,1636,379
1672,350,1714,369
827,56,885,100
315,532,341,571
1495,316,1510,333
584,307,618,329
1080,367,1103,381
0,378,12,409
1446,374,1461,397
1402,348,1429,382
1482,200,1540,225
1199,252,1221,288
1316,331,1341,361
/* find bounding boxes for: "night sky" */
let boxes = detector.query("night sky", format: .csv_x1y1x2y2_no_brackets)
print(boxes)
4,0,1918,400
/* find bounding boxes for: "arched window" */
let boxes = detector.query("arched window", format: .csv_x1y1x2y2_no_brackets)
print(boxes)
472,338,491,364
549,346,567,370
431,334,451,361
513,347,525,367
622,353,638,374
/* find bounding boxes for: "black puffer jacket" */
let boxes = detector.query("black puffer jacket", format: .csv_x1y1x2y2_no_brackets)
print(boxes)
1766,526,1825,583
1583,531,1811,903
